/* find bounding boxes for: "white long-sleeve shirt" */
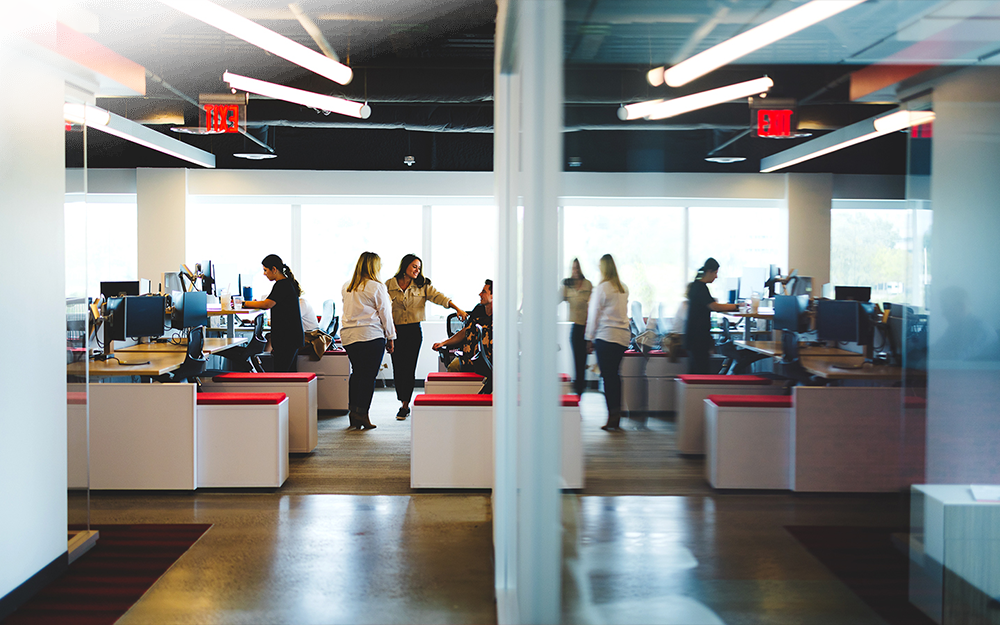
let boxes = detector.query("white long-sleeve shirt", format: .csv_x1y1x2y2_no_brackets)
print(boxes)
299,298,319,332
585,280,631,346
340,280,397,346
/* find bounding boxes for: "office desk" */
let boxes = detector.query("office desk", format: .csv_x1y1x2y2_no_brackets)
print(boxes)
734,340,918,382
117,337,248,355
208,309,255,338
725,311,774,340
68,352,187,378
735,340,859,358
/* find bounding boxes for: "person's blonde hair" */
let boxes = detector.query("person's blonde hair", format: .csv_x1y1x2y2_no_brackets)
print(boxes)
599,254,625,293
347,251,382,292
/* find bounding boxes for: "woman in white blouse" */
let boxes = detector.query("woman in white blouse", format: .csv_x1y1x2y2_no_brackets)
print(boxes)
562,258,592,396
585,254,630,431
341,252,396,431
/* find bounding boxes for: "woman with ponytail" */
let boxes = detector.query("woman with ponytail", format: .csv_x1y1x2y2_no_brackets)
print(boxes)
242,254,305,372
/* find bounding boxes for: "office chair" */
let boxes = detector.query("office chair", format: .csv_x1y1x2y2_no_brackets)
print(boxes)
446,312,465,338
213,314,268,373
466,323,492,394
319,299,339,339
155,326,208,384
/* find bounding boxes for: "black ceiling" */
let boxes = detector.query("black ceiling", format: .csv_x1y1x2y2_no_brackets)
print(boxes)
67,0,980,174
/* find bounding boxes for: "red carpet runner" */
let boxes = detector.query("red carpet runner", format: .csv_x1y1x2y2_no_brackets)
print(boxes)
6,524,211,625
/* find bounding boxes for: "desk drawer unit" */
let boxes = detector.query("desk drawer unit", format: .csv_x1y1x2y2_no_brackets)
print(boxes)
297,350,350,411
622,351,686,413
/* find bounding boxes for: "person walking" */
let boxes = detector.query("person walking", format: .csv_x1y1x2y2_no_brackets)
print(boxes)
341,252,396,431
241,254,304,372
562,258,593,396
386,254,467,420
585,254,630,431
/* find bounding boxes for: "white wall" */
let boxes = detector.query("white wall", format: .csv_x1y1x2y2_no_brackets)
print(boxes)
787,173,833,287
0,44,70,599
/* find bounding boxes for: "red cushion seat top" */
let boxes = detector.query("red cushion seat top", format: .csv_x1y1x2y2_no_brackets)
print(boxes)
324,348,346,354
67,392,87,405
677,374,771,385
414,394,493,407
706,394,792,408
213,372,317,383
560,373,571,382
426,372,485,381
561,395,579,407
197,392,287,405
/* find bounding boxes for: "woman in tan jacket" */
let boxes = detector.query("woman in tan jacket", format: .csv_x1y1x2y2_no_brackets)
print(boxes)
386,254,467,420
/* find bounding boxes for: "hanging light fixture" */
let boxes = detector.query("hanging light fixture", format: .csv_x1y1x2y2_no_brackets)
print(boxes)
223,72,370,119
619,77,773,121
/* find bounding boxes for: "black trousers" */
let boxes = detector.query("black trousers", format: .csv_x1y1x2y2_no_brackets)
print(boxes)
570,323,587,395
344,338,386,414
594,339,626,416
271,344,300,372
391,323,422,403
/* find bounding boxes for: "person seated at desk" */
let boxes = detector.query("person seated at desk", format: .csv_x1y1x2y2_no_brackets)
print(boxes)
685,257,739,374
241,254,304,372
432,280,493,393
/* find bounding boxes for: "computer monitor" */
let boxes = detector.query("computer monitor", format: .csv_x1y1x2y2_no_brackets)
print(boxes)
197,260,216,296
104,297,126,342
123,296,166,338
835,285,872,302
773,294,809,333
171,291,209,330
816,299,861,343
100,279,151,298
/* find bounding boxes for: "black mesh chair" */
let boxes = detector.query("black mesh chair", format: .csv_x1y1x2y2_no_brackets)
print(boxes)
319,299,339,339
155,326,207,383
446,312,465,337
465,324,492,394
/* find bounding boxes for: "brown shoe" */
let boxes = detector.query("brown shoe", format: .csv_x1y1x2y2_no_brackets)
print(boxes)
359,411,377,430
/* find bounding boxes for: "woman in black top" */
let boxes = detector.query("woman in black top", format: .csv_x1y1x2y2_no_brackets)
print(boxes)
242,254,304,372
684,257,739,374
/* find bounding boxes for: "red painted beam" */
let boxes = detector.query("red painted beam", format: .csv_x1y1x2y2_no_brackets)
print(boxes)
0,0,146,95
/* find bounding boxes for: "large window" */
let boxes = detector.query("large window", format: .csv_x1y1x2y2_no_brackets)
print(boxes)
300,205,422,310
186,204,291,301
563,206,686,322
429,205,497,317
831,207,925,306
66,200,138,299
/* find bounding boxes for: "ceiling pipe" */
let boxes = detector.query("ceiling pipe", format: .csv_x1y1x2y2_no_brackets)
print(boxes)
288,3,341,62
90,9,184,48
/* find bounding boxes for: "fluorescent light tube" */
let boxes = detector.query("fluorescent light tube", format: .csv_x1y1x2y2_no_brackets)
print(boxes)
760,108,934,173
158,0,353,85
662,0,866,87
619,77,773,121
223,72,371,119
65,102,215,168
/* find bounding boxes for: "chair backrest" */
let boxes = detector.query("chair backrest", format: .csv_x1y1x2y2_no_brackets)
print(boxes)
447,312,465,337
187,325,205,359
630,301,645,337
170,325,207,382
319,299,337,335
251,313,267,343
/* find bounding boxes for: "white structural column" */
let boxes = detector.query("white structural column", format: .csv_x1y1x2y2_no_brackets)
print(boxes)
925,67,1000,484
786,173,832,286
137,168,187,284
516,0,564,622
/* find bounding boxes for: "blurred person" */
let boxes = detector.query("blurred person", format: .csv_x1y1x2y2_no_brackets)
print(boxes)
563,258,593,396
341,252,396,431
684,257,739,374
386,254,468,420
433,280,493,393
242,254,304,372
585,255,630,431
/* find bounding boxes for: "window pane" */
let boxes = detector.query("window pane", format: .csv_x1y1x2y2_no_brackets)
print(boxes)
831,208,911,304
563,206,686,323
75,201,138,299
429,206,497,317
689,206,785,301
300,205,422,310
186,204,291,300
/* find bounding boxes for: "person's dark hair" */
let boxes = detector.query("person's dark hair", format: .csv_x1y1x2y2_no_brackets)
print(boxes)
394,253,430,287
563,258,585,286
262,253,302,295
700,257,720,273
485,279,493,293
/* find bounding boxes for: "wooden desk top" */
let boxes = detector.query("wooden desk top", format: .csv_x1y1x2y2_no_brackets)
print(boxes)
67,351,185,378
207,309,254,317
735,340,859,358
116,337,248,354
798,357,914,381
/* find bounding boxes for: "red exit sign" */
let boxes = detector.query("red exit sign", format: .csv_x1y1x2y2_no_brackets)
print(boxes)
757,109,793,137
203,103,240,133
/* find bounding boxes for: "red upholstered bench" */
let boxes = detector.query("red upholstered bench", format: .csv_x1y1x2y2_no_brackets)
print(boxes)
704,393,793,490
196,392,289,488
411,394,583,489
675,374,781,455
423,372,486,395
205,372,318,453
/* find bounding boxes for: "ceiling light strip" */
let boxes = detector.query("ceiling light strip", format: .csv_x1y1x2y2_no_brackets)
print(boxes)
760,109,934,173
64,102,216,168
653,0,866,88
223,72,371,119
620,77,773,121
157,0,353,85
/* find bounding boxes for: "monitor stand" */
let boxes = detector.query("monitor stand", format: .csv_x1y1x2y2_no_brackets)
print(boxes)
93,339,115,361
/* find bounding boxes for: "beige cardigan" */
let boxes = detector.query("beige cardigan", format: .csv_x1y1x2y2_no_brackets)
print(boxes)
385,276,453,324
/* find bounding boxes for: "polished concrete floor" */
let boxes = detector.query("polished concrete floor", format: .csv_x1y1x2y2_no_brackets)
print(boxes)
69,388,915,624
